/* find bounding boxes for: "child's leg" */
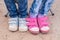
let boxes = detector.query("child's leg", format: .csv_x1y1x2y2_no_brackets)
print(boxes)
4,0,18,18
4,0,18,31
27,0,42,34
17,0,28,32
38,0,47,15
38,0,54,33
18,0,28,18
29,0,42,18
44,0,54,15
39,0,54,15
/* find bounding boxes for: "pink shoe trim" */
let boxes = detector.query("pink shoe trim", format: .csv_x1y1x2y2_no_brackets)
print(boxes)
26,18,38,29
38,16,49,28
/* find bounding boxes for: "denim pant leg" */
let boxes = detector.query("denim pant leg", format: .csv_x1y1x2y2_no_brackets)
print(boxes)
4,0,18,18
44,0,54,15
39,0,47,15
29,0,42,18
39,0,54,15
18,0,28,18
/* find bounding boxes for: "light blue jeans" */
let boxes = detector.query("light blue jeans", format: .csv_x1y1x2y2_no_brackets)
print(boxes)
30,0,54,17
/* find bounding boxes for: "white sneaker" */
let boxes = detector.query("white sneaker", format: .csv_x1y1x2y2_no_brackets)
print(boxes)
19,18,28,32
8,18,18,31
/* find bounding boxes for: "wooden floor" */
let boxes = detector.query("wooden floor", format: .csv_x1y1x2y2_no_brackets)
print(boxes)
0,0,60,40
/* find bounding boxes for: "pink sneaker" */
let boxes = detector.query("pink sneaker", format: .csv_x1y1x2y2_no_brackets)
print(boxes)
38,16,50,33
26,18,39,34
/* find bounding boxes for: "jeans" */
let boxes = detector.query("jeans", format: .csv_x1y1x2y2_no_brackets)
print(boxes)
4,0,28,18
30,0,54,17
4,0,54,18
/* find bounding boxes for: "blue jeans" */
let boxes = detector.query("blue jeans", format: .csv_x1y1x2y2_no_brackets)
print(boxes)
4,0,28,18
4,0,54,18
30,0,54,17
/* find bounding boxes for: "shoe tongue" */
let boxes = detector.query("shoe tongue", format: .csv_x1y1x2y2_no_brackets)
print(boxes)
19,18,27,23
